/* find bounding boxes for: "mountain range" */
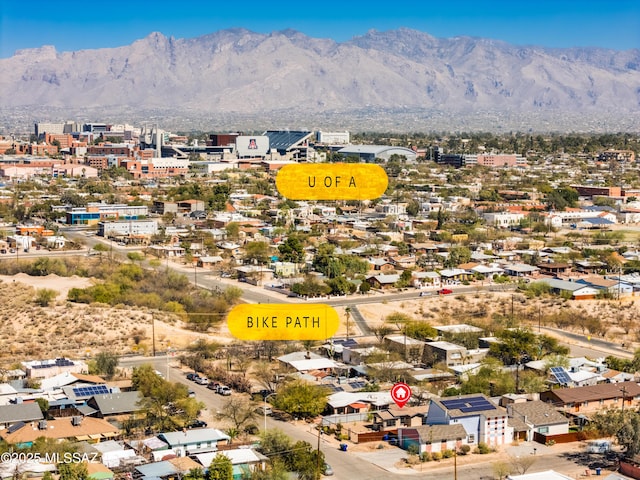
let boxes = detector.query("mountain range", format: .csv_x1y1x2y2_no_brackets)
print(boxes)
1,28,639,132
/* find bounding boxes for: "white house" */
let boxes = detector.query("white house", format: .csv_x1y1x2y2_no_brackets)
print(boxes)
425,394,512,447
483,212,526,228
506,400,569,441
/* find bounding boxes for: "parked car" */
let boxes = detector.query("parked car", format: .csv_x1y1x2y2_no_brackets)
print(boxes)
186,373,198,381
322,463,334,476
419,291,432,297
188,390,196,398
256,406,273,416
195,376,209,385
186,419,208,429
207,382,220,391
587,440,611,454
218,386,232,396
438,288,453,295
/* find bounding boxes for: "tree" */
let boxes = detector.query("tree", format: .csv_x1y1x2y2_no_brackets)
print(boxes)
127,251,145,264
58,462,88,480
272,380,328,419
186,339,221,360
253,361,285,392
445,246,472,268
255,430,321,480
591,408,640,458
291,276,330,298
244,241,271,265
133,364,204,431
216,397,256,431
371,325,394,342
406,199,420,217
490,328,569,367
184,468,205,480
403,322,437,341
35,397,49,415
493,461,513,480
248,459,289,480
207,453,233,480
94,351,118,379
278,236,305,263
359,281,371,294
394,268,413,288
225,222,240,240
325,276,356,295
257,429,292,458
288,440,324,480
456,358,516,396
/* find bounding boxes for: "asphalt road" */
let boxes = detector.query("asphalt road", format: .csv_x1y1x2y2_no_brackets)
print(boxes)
119,357,388,480
539,326,633,360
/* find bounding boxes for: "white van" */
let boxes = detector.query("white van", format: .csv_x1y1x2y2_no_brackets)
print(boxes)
587,440,611,453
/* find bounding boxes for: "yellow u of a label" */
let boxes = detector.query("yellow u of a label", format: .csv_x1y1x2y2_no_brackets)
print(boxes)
276,163,388,200
227,304,340,341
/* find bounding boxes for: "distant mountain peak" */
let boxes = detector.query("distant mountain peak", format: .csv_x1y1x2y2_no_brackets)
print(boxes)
1,27,639,131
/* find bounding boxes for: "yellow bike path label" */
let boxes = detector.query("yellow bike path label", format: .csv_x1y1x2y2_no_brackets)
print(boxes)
227,304,340,341
276,163,388,200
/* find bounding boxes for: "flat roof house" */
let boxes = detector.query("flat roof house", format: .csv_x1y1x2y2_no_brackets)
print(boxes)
158,428,231,456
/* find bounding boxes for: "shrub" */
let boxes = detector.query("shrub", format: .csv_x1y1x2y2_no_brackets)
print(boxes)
35,288,57,307
459,444,471,455
406,454,420,465
442,449,454,458
420,452,432,462
474,442,491,454
407,444,419,456
431,451,442,461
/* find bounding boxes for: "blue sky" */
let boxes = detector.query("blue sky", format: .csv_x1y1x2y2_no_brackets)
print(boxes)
1,0,638,58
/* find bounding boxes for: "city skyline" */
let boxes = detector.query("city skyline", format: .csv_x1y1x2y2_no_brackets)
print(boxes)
1,0,639,58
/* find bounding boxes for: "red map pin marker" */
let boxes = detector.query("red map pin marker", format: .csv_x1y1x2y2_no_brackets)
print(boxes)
391,382,412,409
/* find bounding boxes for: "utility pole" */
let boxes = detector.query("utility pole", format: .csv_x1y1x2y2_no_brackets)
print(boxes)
538,306,542,333
454,448,457,480
152,316,156,357
511,294,515,320
345,307,351,341
316,428,322,476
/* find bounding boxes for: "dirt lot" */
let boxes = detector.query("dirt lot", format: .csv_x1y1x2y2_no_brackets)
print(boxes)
1,270,637,366
0,273,218,364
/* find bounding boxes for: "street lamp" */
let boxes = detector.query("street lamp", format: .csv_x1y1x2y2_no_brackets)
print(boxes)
166,341,171,378
263,393,277,433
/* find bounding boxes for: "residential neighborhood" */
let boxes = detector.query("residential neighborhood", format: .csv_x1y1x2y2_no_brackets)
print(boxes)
0,122,639,479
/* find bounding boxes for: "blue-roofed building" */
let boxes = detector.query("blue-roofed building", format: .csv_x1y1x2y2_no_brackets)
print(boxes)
133,457,202,480
263,130,314,160
576,217,615,228
61,384,112,403
65,204,149,226
425,394,510,448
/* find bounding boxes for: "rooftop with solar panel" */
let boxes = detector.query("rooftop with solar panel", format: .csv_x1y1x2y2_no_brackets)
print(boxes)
436,394,502,415
22,357,87,379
